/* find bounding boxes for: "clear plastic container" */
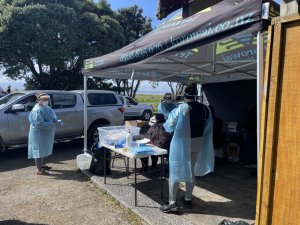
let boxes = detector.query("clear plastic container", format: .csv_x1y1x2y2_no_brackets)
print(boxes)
98,126,140,147
76,153,92,170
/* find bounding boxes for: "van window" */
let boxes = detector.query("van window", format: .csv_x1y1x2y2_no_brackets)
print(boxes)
88,93,117,105
0,93,25,109
126,97,136,105
17,95,37,112
52,94,76,109
119,96,125,104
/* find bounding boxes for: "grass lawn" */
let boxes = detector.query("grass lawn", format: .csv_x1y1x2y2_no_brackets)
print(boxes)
136,94,163,114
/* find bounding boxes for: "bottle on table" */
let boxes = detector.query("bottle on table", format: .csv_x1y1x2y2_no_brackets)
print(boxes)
126,129,132,150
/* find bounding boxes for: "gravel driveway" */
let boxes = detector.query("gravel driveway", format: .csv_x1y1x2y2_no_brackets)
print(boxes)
0,140,142,225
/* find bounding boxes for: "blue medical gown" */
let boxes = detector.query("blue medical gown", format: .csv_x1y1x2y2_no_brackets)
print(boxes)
28,104,58,159
158,101,177,119
163,103,215,182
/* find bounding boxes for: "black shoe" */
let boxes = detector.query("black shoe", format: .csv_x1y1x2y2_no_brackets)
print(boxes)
42,165,52,170
159,202,178,213
181,197,192,209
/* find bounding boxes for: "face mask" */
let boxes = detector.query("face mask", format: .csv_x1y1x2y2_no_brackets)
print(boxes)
42,101,49,107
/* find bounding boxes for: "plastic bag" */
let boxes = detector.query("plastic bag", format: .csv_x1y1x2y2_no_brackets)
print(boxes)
218,219,253,225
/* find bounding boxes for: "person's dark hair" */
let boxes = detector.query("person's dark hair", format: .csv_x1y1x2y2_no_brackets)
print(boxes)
163,92,172,100
155,113,166,124
184,82,198,99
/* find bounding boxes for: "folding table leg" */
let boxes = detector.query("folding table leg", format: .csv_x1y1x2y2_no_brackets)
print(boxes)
104,147,106,184
126,157,130,178
160,156,164,199
134,158,137,206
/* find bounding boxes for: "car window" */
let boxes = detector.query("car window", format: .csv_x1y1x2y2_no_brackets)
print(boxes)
17,95,37,112
51,94,76,109
126,97,136,105
88,93,118,105
118,96,124,104
0,93,25,109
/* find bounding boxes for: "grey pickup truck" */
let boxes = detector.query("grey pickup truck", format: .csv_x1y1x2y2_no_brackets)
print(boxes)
0,90,125,151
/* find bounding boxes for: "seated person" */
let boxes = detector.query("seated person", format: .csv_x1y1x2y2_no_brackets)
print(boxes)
140,114,171,172
25,96,37,111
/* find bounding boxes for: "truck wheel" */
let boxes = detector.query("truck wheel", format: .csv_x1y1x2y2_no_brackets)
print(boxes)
141,110,152,121
87,123,106,146
0,136,5,152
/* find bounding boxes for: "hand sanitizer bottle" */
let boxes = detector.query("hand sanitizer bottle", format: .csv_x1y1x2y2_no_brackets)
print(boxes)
126,129,132,150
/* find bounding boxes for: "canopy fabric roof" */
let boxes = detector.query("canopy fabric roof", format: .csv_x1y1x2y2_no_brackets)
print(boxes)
84,0,268,84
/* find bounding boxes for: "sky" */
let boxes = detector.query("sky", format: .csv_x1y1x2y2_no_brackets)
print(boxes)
0,0,282,93
100,0,164,28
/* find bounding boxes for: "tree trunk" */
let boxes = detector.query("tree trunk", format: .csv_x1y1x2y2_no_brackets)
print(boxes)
124,80,128,96
116,79,122,94
167,82,175,99
28,59,39,77
176,83,185,97
121,80,142,98
132,80,141,98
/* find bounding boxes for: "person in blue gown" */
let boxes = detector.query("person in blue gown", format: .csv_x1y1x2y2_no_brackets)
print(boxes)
28,93,58,175
158,93,177,120
160,83,215,213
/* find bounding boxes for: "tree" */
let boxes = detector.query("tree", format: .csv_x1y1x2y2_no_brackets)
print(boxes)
0,0,124,90
115,5,152,97
167,82,186,99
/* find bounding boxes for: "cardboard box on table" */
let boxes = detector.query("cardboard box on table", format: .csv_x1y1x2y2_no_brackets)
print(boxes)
125,120,149,128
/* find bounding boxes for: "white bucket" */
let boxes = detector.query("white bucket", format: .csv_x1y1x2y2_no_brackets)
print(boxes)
76,153,92,170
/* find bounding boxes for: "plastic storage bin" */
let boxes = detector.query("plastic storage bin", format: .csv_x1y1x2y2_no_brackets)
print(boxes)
98,126,140,147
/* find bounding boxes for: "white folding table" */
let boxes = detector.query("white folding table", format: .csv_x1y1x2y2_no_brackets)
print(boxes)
101,143,168,206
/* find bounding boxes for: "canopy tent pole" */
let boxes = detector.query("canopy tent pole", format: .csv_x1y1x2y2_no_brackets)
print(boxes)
130,68,135,80
83,74,88,153
257,31,264,168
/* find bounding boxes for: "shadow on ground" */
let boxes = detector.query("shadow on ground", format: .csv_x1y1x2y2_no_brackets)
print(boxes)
0,220,48,225
0,139,84,172
101,158,256,221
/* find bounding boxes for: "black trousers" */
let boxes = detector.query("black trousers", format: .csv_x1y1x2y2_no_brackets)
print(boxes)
140,156,159,170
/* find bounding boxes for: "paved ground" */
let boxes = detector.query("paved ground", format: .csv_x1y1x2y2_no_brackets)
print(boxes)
85,156,257,225
0,140,142,225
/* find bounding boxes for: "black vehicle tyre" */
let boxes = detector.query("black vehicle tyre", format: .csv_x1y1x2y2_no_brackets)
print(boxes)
87,123,107,146
141,110,152,121
0,136,5,152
